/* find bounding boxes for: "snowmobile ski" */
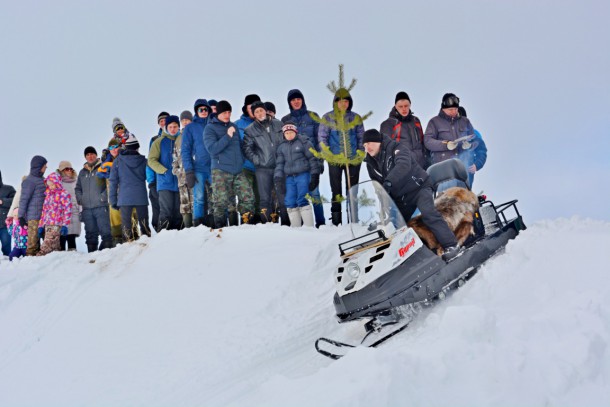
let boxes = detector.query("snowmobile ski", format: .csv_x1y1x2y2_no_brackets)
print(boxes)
315,318,411,360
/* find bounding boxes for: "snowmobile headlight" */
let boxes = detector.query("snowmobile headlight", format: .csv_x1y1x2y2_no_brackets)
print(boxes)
346,263,361,279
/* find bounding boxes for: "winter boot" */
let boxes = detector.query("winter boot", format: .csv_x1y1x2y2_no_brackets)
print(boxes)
203,213,215,228
87,243,98,253
270,212,279,224
442,245,461,262
331,211,342,226
112,236,124,247
99,240,113,251
288,208,302,228
299,205,314,227
228,211,239,226
241,211,254,225
182,213,193,229
214,216,226,229
259,208,269,224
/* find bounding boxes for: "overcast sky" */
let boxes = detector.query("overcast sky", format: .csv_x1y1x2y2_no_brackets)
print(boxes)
1,0,608,222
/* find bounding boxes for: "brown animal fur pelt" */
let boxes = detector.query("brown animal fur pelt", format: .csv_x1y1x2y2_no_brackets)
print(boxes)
407,187,479,255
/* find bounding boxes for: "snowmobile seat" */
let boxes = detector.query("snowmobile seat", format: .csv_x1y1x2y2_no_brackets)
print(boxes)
427,158,470,193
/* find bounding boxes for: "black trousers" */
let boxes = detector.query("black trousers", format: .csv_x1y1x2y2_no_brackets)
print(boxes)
120,205,151,241
328,164,361,213
158,190,182,231
60,235,77,251
148,182,160,231
255,168,288,224
397,186,458,249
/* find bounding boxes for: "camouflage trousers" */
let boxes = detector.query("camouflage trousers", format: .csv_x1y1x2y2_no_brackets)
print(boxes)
26,220,40,256
178,183,194,215
211,169,255,217
37,225,61,256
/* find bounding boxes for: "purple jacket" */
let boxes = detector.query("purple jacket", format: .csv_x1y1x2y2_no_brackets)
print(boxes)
18,155,48,221
424,110,475,165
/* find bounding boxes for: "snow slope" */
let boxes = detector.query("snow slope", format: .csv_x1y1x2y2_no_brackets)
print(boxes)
0,218,609,407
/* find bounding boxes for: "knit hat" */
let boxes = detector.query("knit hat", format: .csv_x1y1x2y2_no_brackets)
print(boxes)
208,99,218,107
124,134,140,150
165,115,180,130
282,122,298,134
363,129,383,144
287,89,305,103
264,101,276,114
216,100,232,115
84,146,97,157
441,93,460,109
58,160,73,171
242,94,261,115
180,110,193,122
112,117,125,133
458,106,467,117
157,111,170,123
250,101,266,115
395,91,411,104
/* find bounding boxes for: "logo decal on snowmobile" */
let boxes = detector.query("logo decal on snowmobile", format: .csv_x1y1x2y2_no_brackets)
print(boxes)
398,237,416,257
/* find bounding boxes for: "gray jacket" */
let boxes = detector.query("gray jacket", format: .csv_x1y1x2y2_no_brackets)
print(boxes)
274,136,320,178
424,110,475,165
62,175,82,236
243,117,284,169
75,160,108,209
18,156,47,221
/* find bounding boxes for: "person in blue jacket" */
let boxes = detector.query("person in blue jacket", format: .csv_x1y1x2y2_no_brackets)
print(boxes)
318,88,365,226
181,99,212,227
109,135,151,241
281,89,326,227
457,106,487,189
148,115,182,231
235,94,261,219
146,112,168,230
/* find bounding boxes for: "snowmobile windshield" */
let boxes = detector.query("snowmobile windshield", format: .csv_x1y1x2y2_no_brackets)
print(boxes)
347,180,407,239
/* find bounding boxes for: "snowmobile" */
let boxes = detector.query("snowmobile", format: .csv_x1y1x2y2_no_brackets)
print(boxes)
315,159,526,359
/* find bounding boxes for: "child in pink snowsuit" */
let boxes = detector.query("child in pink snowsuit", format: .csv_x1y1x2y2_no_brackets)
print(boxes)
37,172,72,256
5,208,28,261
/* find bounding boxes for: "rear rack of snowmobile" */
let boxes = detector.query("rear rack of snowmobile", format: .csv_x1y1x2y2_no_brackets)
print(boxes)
479,199,525,233
339,230,389,258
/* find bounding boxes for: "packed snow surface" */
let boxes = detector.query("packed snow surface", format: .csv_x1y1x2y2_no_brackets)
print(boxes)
0,218,609,407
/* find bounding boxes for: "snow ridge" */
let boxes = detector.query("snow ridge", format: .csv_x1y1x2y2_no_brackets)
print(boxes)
1,218,609,407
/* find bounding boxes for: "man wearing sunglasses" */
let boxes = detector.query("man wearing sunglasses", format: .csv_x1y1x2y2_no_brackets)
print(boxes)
98,138,126,244
181,99,213,227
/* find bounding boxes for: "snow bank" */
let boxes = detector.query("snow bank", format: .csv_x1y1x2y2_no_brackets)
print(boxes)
1,218,609,407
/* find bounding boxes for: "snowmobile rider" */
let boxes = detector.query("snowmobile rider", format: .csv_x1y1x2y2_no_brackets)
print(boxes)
362,129,460,261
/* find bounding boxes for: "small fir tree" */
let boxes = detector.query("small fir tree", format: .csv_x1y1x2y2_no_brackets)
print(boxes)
309,65,372,219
